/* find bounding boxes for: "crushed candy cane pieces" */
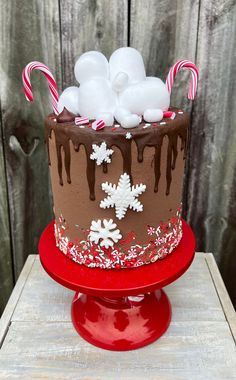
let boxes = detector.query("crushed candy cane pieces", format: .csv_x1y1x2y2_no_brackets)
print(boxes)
75,116,89,125
163,111,176,119
92,119,105,131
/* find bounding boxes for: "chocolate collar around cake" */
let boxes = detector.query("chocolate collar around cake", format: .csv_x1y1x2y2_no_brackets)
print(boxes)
45,108,189,201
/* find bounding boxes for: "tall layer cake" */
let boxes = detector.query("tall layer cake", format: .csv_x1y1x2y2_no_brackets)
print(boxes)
46,107,188,269
23,48,198,269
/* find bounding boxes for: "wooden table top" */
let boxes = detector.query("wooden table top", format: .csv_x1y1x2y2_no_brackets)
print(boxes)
0,253,235,379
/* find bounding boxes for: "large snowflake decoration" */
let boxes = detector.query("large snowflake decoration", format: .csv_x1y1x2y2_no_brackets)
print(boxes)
100,173,146,220
90,142,114,165
89,219,122,248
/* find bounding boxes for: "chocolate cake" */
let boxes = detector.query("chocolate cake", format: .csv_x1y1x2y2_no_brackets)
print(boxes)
22,48,198,269
45,108,189,269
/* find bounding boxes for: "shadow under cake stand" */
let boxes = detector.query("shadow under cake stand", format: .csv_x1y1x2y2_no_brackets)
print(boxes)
39,220,195,351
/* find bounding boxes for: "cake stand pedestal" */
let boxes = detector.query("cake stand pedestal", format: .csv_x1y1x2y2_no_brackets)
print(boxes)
39,220,195,351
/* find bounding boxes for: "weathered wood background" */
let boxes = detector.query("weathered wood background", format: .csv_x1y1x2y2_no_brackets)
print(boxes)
0,0,235,313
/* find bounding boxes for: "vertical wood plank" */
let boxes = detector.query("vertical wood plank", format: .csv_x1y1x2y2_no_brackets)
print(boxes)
60,0,128,87
130,0,200,111
0,0,62,278
0,108,13,315
185,0,236,305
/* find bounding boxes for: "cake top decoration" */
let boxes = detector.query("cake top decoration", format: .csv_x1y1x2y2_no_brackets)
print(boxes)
22,48,198,128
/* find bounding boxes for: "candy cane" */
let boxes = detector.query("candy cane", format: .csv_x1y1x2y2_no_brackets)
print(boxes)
22,61,59,115
166,60,199,100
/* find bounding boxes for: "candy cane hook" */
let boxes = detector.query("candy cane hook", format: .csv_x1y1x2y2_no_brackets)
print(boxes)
22,61,59,115
166,60,199,100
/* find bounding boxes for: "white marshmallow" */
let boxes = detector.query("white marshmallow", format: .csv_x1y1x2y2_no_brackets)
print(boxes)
96,112,114,126
109,47,146,85
78,78,116,119
144,109,163,122
58,86,80,114
119,77,170,114
74,51,109,84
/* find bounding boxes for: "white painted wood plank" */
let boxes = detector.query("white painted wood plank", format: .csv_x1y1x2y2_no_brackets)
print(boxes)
1,253,235,379
0,255,36,346
166,252,225,321
0,365,233,380
206,253,236,342
0,321,235,379
11,253,225,323
12,258,74,323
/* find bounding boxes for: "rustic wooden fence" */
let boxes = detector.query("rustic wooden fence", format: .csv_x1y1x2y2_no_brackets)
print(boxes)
0,0,235,313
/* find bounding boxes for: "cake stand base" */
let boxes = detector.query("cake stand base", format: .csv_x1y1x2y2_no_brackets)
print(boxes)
39,219,195,351
71,289,171,351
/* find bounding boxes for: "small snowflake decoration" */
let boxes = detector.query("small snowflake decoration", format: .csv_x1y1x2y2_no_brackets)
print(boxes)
125,132,132,140
100,173,146,220
90,142,114,166
89,219,122,248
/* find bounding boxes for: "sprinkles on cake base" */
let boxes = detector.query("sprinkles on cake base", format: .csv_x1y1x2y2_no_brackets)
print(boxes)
54,207,183,269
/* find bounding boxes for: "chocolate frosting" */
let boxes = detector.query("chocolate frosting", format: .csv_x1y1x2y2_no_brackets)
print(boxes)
45,108,189,200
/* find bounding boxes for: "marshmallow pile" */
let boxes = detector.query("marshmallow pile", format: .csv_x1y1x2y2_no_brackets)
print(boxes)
58,47,170,129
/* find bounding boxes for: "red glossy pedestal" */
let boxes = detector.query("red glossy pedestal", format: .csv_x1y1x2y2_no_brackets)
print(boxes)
39,220,195,351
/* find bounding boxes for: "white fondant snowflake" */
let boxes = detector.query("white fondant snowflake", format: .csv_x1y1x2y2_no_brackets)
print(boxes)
100,173,146,220
90,142,114,165
89,219,122,248
125,132,132,139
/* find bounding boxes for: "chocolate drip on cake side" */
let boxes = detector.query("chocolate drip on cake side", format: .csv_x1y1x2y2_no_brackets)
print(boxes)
45,109,189,200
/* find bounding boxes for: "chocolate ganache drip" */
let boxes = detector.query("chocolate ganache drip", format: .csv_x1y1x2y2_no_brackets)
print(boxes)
45,108,189,200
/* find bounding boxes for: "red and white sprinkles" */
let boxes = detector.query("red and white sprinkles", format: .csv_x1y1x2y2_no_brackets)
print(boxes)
22,61,59,115
54,206,182,269
92,119,105,131
166,60,199,100
75,116,89,125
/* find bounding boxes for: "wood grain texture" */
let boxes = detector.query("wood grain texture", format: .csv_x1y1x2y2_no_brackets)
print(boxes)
0,0,62,281
11,254,225,323
130,0,200,112
0,254,236,380
60,0,128,87
185,0,236,306
206,253,236,342
0,321,235,380
0,108,13,315
0,255,35,346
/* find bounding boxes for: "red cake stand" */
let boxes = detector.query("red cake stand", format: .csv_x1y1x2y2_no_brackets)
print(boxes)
39,220,195,351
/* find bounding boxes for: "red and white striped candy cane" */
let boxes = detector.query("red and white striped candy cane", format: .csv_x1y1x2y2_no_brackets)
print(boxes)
166,60,199,100
22,61,59,115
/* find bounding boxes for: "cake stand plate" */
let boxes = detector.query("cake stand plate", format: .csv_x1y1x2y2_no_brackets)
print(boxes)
39,220,195,351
